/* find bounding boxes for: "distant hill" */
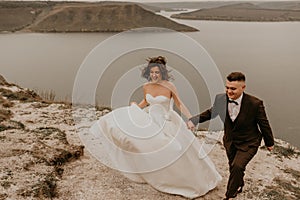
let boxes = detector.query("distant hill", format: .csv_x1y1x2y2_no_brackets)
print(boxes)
258,1,300,10
171,2,300,21
0,1,197,33
146,1,300,11
145,1,238,11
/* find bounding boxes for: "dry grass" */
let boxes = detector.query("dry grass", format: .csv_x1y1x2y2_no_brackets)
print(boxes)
37,89,56,102
273,144,299,159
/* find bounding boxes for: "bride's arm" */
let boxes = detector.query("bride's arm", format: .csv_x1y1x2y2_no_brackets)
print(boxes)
168,82,193,119
169,83,196,131
137,99,148,108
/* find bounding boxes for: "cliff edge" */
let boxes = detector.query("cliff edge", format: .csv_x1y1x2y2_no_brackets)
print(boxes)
0,75,299,199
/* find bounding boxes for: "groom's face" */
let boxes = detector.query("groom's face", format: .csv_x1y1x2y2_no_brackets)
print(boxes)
226,80,246,100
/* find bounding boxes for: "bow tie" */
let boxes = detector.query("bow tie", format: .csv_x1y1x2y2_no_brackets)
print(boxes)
228,99,238,105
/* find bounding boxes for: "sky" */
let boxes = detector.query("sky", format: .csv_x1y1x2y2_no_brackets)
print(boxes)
4,0,299,2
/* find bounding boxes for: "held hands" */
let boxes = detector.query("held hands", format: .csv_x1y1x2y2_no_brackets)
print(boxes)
186,120,196,132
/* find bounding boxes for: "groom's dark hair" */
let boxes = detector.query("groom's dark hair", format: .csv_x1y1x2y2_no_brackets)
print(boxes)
227,72,245,82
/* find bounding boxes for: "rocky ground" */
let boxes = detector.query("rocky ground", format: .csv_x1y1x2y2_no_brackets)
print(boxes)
0,75,299,200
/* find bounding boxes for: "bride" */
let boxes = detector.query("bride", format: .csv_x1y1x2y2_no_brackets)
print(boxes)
90,56,222,199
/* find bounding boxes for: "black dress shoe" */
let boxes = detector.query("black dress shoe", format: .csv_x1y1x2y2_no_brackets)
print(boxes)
223,194,237,200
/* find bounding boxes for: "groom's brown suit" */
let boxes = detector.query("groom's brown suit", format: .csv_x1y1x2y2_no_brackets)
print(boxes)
190,92,274,198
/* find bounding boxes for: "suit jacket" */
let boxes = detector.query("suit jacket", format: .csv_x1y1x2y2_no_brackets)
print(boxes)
190,93,274,151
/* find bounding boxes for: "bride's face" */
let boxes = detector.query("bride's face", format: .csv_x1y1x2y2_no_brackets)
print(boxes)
150,66,162,83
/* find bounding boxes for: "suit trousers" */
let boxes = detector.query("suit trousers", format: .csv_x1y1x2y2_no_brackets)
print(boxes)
225,144,258,198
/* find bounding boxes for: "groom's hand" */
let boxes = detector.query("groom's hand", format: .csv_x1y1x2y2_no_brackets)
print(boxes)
187,120,195,132
267,146,274,151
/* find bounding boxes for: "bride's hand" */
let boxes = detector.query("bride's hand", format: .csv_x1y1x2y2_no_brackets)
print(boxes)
130,102,137,106
186,120,195,132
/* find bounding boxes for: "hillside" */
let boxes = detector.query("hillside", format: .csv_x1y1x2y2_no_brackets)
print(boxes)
0,1,197,33
0,74,299,199
146,1,300,11
171,2,300,21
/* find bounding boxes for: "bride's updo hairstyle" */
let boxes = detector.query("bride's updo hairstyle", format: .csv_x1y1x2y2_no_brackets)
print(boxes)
141,56,172,81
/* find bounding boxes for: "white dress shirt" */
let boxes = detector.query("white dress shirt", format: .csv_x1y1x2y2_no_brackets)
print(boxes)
228,93,243,121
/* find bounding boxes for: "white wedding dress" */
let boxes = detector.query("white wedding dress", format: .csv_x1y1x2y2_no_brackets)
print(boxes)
89,94,222,199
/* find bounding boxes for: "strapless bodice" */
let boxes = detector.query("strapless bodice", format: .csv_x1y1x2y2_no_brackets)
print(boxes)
146,94,171,111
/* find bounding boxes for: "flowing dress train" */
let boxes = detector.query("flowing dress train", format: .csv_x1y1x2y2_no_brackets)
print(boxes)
89,94,222,198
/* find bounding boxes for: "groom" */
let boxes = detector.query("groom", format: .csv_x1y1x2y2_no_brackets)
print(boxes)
188,72,274,200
